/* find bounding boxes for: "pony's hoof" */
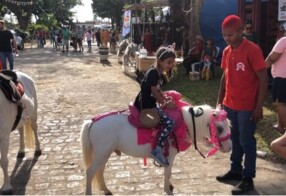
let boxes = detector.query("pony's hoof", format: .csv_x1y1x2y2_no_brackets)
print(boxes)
105,191,112,195
17,152,25,159
34,150,42,157
1,189,13,195
169,184,174,192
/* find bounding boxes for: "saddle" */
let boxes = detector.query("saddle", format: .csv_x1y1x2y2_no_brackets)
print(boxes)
0,70,25,132
0,70,24,103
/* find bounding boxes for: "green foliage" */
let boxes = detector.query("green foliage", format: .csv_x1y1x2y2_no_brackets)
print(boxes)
1,0,81,30
0,5,9,18
28,23,48,33
92,0,126,27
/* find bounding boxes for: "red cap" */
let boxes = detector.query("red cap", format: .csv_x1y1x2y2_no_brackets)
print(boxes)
222,15,242,30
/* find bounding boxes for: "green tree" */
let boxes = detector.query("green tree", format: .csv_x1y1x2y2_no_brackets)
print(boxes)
0,0,37,30
92,0,126,28
34,0,81,26
1,0,81,30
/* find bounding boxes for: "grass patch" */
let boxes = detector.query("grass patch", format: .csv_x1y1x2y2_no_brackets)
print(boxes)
162,65,286,164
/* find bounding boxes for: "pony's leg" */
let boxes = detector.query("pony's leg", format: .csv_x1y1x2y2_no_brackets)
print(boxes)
164,148,177,195
30,117,42,156
85,158,110,195
96,166,112,195
17,126,25,159
0,136,13,194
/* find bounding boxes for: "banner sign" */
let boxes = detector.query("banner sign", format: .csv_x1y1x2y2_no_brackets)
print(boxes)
279,0,286,21
122,10,131,38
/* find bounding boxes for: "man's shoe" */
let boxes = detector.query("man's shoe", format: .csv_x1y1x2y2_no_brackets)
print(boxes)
232,178,254,195
216,171,242,182
150,146,169,167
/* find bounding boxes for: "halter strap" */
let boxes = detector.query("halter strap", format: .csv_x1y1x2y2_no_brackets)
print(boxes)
206,108,229,157
189,107,230,158
189,107,206,158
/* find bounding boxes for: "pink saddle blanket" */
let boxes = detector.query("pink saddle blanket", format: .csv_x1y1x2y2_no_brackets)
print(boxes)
128,90,192,152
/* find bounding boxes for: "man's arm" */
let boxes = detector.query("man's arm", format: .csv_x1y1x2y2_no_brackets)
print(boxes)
252,68,268,123
217,72,226,105
12,38,18,54
265,51,281,68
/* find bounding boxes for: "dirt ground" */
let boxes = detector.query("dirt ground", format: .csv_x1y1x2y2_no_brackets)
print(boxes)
1,43,286,195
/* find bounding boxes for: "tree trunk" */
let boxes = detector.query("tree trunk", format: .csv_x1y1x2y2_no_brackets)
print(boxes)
1,1,36,30
182,0,204,47
14,10,32,30
169,0,184,27
169,0,204,50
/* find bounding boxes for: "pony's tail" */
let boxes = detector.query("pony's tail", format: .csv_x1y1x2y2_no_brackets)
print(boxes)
80,120,99,190
23,119,35,149
80,120,93,168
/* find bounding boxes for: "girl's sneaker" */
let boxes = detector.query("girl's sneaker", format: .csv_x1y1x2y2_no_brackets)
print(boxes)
150,146,169,167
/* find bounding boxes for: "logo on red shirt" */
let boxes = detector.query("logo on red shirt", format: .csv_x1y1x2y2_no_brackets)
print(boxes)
236,62,245,71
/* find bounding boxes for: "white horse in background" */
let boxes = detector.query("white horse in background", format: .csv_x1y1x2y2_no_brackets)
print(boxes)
117,39,129,63
122,42,141,73
80,103,232,195
0,71,41,194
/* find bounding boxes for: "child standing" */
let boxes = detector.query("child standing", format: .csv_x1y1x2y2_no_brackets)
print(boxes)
86,30,92,52
201,38,217,80
134,46,177,167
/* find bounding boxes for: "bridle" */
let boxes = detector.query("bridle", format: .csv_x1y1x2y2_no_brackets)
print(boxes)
188,107,231,158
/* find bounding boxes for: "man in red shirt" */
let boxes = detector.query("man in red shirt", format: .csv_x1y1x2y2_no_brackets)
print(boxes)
216,15,268,194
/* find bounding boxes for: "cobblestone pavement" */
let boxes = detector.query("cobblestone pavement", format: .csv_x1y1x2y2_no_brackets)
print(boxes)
1,43,286,195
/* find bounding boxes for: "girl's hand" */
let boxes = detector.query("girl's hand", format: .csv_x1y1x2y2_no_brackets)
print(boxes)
164,95,173,101
164,100,177,109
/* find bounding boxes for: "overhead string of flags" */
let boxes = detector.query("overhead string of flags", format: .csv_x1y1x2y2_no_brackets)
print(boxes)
5,0,33,5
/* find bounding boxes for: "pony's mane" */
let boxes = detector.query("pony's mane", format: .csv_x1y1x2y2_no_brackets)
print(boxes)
182,105,213,143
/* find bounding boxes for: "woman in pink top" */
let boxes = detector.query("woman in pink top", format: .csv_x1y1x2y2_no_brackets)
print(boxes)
266,36,286,159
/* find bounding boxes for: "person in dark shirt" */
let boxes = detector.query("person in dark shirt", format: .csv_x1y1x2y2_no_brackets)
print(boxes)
242,20,259,45
183,35,204,75
0,20,18,70
134,46,177,167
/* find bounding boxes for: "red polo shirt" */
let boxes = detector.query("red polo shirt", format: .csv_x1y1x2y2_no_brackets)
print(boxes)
221,38,266,110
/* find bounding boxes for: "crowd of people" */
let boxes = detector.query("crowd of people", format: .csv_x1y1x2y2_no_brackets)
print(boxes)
30,26,122,54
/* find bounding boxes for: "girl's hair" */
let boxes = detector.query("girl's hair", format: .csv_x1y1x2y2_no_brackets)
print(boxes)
156,46,176,62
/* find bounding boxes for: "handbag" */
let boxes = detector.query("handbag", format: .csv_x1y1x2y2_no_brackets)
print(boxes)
139,108,160,128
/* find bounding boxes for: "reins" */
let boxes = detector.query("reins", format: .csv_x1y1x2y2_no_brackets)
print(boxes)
188,107,206,158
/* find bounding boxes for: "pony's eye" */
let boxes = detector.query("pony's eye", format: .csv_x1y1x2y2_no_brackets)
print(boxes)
217,126,223,134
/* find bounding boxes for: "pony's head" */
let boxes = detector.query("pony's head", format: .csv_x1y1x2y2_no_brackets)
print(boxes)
182,105,232,158
128,43,138,58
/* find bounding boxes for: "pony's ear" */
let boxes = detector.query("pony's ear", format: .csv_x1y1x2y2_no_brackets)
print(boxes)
212,110,218,117
216,104,221,110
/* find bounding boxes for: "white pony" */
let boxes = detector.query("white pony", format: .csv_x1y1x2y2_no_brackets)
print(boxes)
80,101,232,195
0,71,41,194
117,39,129,63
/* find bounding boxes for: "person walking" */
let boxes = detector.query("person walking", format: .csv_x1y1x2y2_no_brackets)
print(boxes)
61,26,71,53
76,26,84,52
266,36,286,158
86,30,92,52
95,29,101,47
0,20,18,70
216,15,268,195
